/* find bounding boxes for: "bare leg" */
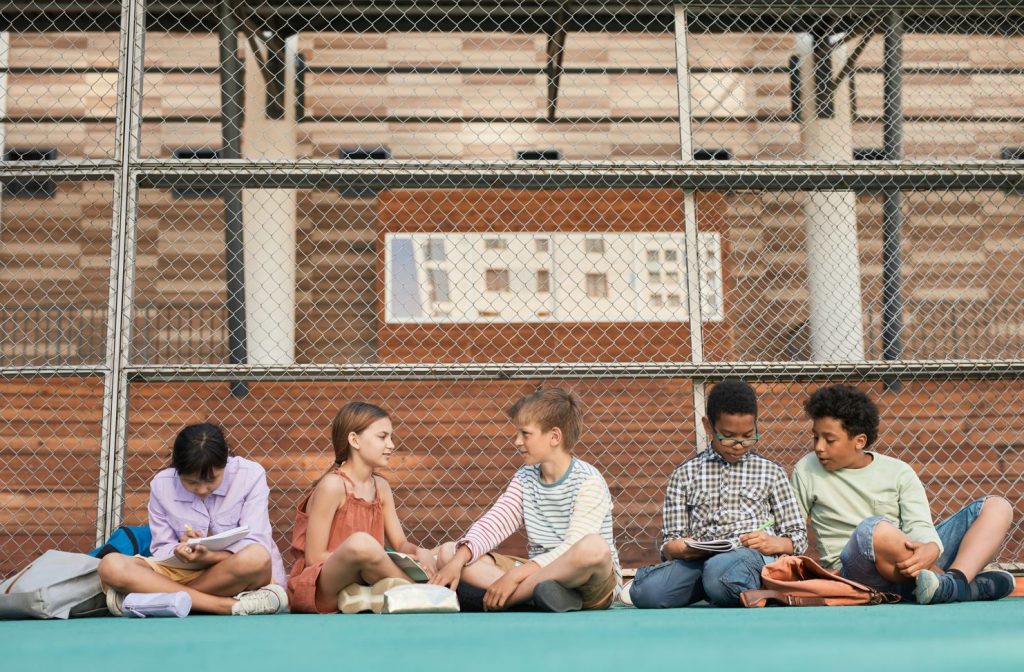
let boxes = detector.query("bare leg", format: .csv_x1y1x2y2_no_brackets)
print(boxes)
435,541,513,589
948,496,1014,582
314,532,407,607
503,534,613,607
98,553,236,615
187,544,272,596
871,521,918,584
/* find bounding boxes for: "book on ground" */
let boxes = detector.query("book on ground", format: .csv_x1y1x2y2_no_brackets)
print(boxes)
154,526,250,569
686,538,740,553
387,550,429,582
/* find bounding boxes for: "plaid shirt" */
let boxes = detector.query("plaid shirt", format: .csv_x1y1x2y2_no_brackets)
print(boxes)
661,447,807,555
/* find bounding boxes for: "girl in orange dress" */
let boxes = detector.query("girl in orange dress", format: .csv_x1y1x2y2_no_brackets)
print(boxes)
287,402,439,613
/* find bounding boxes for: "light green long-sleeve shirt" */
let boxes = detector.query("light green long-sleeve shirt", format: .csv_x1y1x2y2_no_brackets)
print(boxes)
790,451,943,570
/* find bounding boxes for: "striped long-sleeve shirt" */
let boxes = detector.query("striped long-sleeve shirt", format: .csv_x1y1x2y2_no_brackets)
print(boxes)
458,458,621,576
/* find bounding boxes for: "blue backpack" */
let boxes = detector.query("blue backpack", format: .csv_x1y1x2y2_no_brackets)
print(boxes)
88,525,153,558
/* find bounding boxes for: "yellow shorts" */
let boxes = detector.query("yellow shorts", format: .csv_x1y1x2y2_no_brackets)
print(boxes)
140,556,205,585
487,552,617,611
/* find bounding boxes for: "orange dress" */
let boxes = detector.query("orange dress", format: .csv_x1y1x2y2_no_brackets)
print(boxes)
287,469,385,613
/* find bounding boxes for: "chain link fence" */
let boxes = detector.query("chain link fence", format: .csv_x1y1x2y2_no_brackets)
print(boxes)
2,1,1024,574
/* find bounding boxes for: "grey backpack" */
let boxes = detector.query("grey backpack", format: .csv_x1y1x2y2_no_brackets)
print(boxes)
0,550,108,619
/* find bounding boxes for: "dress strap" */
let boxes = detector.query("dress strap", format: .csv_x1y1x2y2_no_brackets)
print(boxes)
334,468,356,487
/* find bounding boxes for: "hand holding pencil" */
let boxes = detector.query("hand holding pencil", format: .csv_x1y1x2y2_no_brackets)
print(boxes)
739,517,793,556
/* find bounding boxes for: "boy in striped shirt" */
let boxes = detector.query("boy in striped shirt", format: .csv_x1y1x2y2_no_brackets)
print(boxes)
430,388,620,612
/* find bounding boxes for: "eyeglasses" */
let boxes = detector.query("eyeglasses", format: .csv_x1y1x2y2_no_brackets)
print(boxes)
714,433,761,447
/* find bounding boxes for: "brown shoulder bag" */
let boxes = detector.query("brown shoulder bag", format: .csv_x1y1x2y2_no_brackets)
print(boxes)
741,555,901,607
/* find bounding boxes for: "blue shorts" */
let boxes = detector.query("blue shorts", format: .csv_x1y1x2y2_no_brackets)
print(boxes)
838,496,990,599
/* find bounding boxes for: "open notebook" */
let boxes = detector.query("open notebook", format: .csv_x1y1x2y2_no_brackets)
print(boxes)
685,538,740,553
154,526,250,569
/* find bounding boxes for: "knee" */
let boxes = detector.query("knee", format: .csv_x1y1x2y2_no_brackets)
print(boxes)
629,581,677,610
870,519,906,559
338,532,386,565
569,534,612,571
702,553,762,608
981,496,1014,527
629,560,698,609
436,542,458,566
232,544,272,581
98,553,132,585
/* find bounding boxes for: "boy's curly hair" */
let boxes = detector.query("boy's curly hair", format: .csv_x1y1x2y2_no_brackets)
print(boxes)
804,385,880,448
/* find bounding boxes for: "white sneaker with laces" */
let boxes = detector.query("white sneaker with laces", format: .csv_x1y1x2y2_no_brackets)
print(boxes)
231,583,289,615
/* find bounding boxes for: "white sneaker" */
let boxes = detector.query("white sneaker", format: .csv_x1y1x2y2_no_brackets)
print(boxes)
617,579,636,607
231,583,289,615
106,586,126,616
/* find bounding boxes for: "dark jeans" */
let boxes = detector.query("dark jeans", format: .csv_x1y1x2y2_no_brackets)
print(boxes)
629,547,771,608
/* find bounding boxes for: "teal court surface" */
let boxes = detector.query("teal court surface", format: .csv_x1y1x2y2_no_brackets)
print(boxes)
5,600,1024,672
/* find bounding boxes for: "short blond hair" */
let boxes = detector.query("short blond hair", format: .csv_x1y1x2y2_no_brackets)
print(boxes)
507,387,584,451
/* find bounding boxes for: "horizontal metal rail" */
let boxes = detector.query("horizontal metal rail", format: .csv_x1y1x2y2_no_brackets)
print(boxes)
4,2,1023,36
0,366,108,379
129,160,1023,192
4,65,1018,77
118,360,1024,382
0,161,118,181
2,160,1020,191
5,360,1024,383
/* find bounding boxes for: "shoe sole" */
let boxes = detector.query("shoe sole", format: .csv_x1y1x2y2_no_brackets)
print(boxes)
105,588,125,617
338,577,411,614
533,580,583,613
914,571,940,604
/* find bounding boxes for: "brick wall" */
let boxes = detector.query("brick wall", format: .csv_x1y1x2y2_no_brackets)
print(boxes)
3,378,1023,576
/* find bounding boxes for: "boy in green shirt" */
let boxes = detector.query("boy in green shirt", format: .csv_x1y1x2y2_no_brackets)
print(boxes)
791,384,1015,604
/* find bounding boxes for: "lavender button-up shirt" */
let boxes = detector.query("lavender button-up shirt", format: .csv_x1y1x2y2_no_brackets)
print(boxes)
148,455,286,586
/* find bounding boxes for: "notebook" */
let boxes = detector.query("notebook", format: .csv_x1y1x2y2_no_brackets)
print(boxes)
685,538,740,553
154,526,250,569
387,550,429,583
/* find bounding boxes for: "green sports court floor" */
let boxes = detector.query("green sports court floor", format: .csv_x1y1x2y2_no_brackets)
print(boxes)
5,601,1024,672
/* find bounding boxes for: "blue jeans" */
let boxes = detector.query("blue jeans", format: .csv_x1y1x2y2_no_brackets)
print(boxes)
629,547,772,608
839,497,990,599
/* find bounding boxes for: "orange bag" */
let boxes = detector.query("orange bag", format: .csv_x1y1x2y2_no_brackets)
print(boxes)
741,555,901,607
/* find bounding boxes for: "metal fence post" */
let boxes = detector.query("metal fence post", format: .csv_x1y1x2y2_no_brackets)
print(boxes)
219,0,249,398
882,11,906,389
675,6,707,449
95,0,146,544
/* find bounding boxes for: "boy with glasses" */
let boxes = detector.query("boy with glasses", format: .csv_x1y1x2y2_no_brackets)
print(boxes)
620,379,807,608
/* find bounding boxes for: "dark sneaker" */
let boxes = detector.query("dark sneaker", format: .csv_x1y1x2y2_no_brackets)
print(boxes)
455,582,486,613
967,570,1016,602
914,570,961,604
533,580,583,613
